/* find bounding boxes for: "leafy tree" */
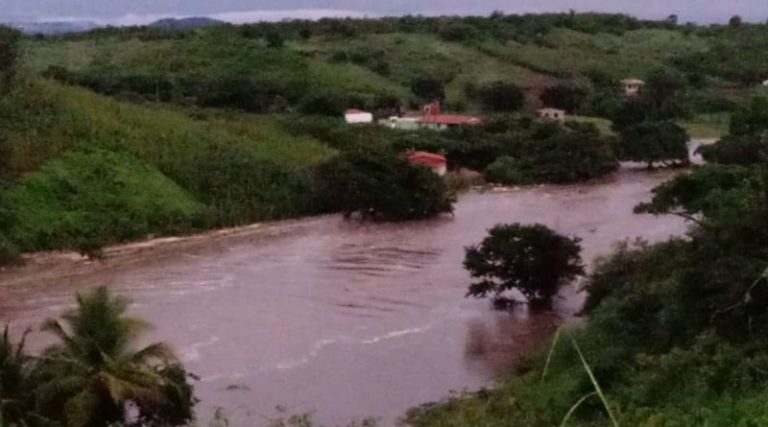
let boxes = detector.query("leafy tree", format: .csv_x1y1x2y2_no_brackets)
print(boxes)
609,97,654,131
476,81,525,112
33,287,196,427
410,77,445,102
697,134,768,166
316,149,455,221
729,96,768,136
643,68,688,118
485,122,618,184
634,164,753,219
729,15,743,28
540,84,586,114
464,223,584,307
618,120,690,168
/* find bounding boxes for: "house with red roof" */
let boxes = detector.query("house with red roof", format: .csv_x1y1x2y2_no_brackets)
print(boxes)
408,151,448,176
380,101,482,131
416,101,482,131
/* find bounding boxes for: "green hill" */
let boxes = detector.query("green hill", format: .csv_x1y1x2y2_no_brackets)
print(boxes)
0,77,334,257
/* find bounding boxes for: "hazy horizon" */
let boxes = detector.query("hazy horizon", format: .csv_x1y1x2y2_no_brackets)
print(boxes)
1,0,766,26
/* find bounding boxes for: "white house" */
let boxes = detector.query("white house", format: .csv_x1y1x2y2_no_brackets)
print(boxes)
344,109,373,124
621,78,645,96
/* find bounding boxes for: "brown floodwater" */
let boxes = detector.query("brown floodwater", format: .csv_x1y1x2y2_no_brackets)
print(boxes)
0,167,688,426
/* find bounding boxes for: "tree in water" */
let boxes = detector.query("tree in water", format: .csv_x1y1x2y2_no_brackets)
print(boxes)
464,224,584,309
618,120,690,169
33,286,196,427
317,148,455,221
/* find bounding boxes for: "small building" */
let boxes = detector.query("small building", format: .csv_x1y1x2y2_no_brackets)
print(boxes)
763,80,768,87
344,108,373,124
621,78,645,96
380,116,421,130
536,108,566,122
417,114,483,131
408,151,448,176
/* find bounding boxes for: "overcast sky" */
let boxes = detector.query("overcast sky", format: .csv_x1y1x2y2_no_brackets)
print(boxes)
2,0,766,25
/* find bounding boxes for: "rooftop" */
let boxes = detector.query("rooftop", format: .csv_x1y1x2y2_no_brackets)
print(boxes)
417,114,482,126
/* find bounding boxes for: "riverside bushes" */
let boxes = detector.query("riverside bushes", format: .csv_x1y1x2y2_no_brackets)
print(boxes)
408,98,768,427
484,122,618,185
316,148,455,221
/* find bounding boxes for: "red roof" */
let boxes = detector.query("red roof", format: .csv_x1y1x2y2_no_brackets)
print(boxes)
409,151,447,166
345,108,369,115
417,114,482,126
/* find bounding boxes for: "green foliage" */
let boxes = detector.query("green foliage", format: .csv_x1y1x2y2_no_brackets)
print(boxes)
634,164,753,218
410,76,445,101
316,148,455,221
485,122,618,185
617,120,690,167
697,134,768,166
0,326,32,425
475,81,525,113
540,84,586,114
464,223,584,307
729,96,768,136
0,26,20,92
29,287,195,427
4,147,206,256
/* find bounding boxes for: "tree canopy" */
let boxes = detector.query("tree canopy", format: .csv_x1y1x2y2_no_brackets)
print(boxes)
464,223,584,308
316,149,455,221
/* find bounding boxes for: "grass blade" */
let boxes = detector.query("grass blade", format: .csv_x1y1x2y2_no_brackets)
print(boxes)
567,332,620,427
559,392,597,427
541,326,564,382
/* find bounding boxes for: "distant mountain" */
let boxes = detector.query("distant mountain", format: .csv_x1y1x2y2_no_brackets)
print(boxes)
12,21,99,35
148,17,224,29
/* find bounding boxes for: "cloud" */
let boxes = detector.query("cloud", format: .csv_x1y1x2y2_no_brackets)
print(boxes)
210,8,378,24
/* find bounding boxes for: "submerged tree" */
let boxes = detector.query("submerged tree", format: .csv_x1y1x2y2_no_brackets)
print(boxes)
464,224,584,308
618,120,690,168
316,149,455,221
33,287,196,427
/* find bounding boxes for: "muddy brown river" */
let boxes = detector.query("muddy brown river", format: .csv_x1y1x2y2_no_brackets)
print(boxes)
0,167,688,426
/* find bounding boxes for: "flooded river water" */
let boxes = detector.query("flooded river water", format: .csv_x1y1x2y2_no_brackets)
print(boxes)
0,167,688,426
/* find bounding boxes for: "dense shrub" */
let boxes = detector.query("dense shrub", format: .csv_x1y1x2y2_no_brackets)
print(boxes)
316,149,455,221
410,77,445,101
697,134,768,165
618,120,690,168
475,81,525,113
540,84,586,114
485,122,618,184
729,96,768,136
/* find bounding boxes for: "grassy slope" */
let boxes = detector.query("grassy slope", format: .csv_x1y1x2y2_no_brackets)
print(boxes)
21,26,709,113
0,77,334,253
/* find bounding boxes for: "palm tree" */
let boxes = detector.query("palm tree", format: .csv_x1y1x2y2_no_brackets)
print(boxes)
33,287,195,427
0,325,32,425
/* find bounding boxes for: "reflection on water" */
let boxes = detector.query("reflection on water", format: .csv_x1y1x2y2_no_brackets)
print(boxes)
0,168,687,426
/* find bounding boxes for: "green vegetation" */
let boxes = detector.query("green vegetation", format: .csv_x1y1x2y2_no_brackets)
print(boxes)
316,148,455,221
407,95,768,426
464,223,584,308
484,122,618,185
0,287,195,427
